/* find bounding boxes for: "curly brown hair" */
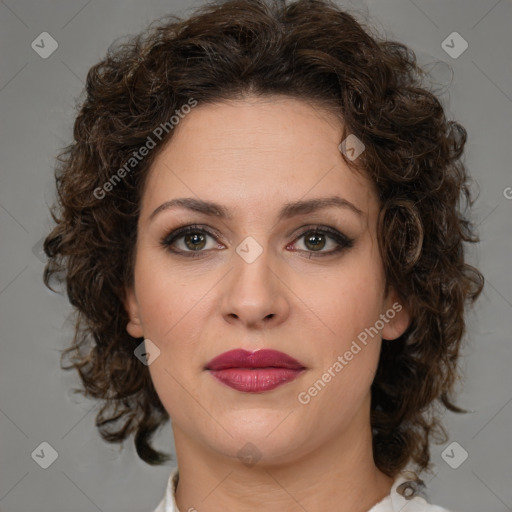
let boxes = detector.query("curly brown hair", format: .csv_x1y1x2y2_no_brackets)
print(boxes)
43,0,484,478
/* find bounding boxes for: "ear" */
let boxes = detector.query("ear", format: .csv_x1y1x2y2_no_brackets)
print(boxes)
381,286,411,341
123,286,144,339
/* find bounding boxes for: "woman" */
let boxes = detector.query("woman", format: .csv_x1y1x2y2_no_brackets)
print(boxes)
43,0,484,511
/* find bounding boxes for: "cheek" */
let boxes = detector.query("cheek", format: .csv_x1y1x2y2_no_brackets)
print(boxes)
133,251,211,341
303,278,384,419
310,260,384,345
132,254,216,411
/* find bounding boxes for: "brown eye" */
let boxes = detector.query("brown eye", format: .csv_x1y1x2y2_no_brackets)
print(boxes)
162,225,221,257
162,224,354,259
290,226,354,257
303,232,328,251
183,231,208,251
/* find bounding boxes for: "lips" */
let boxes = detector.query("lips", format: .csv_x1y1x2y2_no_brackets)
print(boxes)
205,349,305,371
205,349,306,393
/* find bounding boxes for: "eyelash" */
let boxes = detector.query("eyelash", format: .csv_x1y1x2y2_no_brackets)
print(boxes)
160,224,354,259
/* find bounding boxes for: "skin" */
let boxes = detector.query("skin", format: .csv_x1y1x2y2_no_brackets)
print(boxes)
124,95,411,512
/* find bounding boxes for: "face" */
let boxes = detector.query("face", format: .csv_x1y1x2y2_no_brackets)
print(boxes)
124,96,410,467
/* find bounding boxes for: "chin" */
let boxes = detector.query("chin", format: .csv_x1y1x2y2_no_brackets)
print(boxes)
209,426,307,467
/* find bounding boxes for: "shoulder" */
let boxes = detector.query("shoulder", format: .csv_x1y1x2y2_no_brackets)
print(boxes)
152,466,180,512
368,470,456,512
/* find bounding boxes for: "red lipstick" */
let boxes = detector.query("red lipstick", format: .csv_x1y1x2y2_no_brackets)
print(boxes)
205,349,306,393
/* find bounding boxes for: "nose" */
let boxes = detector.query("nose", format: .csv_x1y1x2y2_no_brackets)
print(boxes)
220,243,291,330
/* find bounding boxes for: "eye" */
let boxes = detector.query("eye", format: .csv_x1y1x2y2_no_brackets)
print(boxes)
161,224,221,257
161,224,354,258
289,226,354,257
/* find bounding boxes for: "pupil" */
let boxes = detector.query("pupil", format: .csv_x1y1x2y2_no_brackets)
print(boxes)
186,233,206,250
306,233,325,251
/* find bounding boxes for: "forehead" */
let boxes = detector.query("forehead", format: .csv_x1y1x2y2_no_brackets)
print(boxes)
141,97,377,221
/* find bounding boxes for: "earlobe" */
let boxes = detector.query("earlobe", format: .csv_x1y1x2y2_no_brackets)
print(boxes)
123,287,144,339
381,288,411,341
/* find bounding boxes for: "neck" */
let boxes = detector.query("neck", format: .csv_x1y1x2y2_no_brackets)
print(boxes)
173,413,394,512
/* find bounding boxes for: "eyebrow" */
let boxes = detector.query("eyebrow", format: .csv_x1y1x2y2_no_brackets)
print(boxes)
149,195,364,222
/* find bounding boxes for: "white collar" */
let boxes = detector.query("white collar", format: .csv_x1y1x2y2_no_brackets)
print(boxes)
153,467,452,512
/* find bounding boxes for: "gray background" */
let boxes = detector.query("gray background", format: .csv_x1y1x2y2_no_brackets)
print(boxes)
0,0,511,511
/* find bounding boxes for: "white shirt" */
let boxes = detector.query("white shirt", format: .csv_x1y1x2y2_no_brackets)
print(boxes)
153,467,454,512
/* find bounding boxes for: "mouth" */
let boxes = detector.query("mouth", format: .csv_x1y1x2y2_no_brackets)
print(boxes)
205,349,306,393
